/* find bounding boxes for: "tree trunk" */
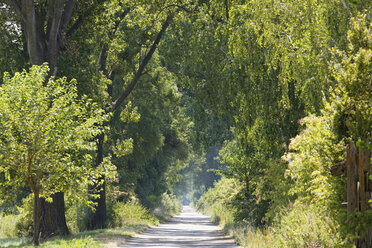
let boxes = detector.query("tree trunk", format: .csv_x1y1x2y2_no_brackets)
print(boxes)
21,0,44,66
33,191,40,246
39,192,69,238
88,178,107,229
87,133,107,229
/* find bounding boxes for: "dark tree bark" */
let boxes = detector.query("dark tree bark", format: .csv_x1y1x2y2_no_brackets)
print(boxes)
87,134,107,229
39,192,69,238
8,0,82,78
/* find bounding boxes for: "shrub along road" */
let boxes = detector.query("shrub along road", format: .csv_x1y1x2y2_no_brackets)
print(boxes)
119,206,240,248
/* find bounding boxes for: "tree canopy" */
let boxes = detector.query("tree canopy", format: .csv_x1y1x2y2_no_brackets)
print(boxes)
0,1,371,247
0,64,112,244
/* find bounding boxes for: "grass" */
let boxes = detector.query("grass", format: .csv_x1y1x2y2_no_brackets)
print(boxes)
0,223,151,248
223,223,275,248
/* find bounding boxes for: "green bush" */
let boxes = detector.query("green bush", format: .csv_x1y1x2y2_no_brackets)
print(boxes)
156,193,182,217
196,177,241,225
0,196,34,238
65,198,89,233
210,203,345,248
113,201,159,227
14,196,33,237
0,213,20,238
271,203,345,248
224,224,274,248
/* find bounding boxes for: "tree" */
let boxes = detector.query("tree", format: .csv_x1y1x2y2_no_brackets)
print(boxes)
0,64,107,245
331,12,372,144
87,11,174,229
0,0,110,234
2,0,180,230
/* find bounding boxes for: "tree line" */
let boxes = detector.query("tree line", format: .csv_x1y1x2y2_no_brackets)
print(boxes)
0,0,371,246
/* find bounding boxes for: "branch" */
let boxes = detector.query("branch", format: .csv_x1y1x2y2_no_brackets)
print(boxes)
110,6,130,38
22,0,43,65
46,0,64,77
66,0,107,38
59,0,75,35
111,14,173,113
48,0,64,47
98,6,130,74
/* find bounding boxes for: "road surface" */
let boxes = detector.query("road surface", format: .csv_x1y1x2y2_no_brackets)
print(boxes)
119,206,240,248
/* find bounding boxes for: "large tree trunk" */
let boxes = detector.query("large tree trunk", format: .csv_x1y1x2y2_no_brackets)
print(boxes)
39,192,69,238
88,179,107,229
87,133,107,229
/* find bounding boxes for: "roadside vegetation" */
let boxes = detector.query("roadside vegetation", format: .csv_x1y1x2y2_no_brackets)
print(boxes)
191,11,372,247
0,193,181,247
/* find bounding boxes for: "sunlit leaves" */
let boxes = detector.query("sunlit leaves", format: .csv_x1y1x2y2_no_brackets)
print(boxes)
0,64,108,199
283,113,344,207
331,12,372,142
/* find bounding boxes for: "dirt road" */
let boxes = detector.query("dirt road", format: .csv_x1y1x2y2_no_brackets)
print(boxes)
119,206,240,248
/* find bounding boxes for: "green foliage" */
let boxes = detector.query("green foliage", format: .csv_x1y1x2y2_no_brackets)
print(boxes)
283,112,345,208
0,213,20,238
39,236,99,248
271,203,345,248
196,177,242,225
0,64,117,244
108,52,192,208
218,124,274,226
226,225,274,248
14,196,33,238
0,64,109,199
0,196,33,239
152,193,182,221
0,0,370,246
0,236,99,248
65,192,91,233
339,209,372,243
0,6,28,84
331,12,372,142
113,201,159,227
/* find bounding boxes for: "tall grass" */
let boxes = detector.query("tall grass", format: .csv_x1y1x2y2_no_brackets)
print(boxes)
271,203,344,248
0,213,20,238
225,224,274,248
203,203,345,248
196,176,345,248
113,201,159,227
152,193,182,221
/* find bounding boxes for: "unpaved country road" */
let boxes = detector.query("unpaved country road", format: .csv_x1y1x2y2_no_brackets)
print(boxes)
119,206,240,248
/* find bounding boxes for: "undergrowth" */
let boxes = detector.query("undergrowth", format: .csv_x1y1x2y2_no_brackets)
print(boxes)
0,193,181,247
196,176,345,248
